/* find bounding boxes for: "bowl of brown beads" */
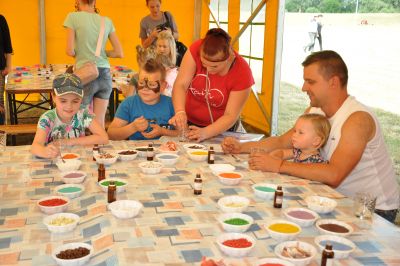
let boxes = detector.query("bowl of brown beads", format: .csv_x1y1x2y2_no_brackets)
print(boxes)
52,242,93,266
117,149,138,161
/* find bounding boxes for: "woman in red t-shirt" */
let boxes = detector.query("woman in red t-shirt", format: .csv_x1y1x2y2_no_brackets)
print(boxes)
169,28,254,141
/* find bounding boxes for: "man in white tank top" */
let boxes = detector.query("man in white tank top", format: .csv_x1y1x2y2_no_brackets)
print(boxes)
221,51,399,223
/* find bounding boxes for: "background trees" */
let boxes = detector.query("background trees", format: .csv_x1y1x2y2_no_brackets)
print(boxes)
285,0,400,13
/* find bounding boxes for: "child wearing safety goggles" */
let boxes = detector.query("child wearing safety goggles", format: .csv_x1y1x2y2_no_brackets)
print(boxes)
107,59,178,140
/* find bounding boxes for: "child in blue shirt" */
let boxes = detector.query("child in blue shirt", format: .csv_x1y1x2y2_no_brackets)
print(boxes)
107,59,178,140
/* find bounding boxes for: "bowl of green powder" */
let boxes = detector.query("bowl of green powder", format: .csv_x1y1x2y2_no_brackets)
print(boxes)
218,212,254,233
252,183,278,200
98,178,128,193
56,184,85,199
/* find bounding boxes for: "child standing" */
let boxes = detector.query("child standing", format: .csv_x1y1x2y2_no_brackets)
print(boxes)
270,113,331,163
30,73,108,158
107,59,178,140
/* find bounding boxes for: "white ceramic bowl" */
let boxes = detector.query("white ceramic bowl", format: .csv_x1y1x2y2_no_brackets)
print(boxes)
252,183,277,200
43,212,80,234
37,196,70,215
209,163,235,175
52,242,93,266
155,153,179,166
94,152,118,165
108,200,143,219
216,233,256,257
117,149,138,161
56,159,82,172
274,241,317,266
183,143,207,152
265,220,302,242
315,219,353,237
314,234,356,259
157,141,180,154
305,196,337,214
283,207,319,227
98,178,128,193
218,196,250,213
56,184,84,199
60,153,81,160
135,146,150,157
138,161,163,174
61,171,86,184
217,172,243,186
256,258,295,266
187,150,208,162
218,212,254,233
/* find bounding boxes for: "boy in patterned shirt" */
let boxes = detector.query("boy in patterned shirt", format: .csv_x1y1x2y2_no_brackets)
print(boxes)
31,73,108,158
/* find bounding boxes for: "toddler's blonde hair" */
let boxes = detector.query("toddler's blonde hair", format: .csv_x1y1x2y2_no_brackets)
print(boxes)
299,113,331,148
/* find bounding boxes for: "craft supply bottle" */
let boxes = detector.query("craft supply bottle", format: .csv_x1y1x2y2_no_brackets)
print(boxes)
321,243,334,266
273,185,283,208
194,174,202,195
93,144,99,161
147,144,154,161
98,163,105,182
207,146,215,164
107,181,116,203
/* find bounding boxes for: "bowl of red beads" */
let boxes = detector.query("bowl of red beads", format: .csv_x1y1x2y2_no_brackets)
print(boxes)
52,242,93,266
37,196,70,214
216,233,255,257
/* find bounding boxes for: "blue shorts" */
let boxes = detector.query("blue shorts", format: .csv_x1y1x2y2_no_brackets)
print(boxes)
82,67,112,106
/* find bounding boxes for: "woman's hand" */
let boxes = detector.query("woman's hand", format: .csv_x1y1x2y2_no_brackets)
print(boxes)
132,116,149,132
221,137,242,154
186,125,208,142
141,124,163,139
151,28,160,39
168,111,187,131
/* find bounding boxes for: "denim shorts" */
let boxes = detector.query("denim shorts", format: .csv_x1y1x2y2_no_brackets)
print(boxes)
82,67,112,106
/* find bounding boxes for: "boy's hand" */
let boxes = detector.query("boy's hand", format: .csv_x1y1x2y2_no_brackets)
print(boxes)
141,124,163,139
45,143,60,159
133,116,148,132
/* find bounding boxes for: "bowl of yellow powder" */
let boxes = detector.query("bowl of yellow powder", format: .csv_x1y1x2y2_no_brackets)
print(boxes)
187,150,208,162
265,220,302,242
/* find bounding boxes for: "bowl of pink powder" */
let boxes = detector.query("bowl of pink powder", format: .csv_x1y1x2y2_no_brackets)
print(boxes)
283,207,319,227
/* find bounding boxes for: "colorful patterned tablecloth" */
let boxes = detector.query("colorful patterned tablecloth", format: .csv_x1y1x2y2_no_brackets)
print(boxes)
0,141,399,266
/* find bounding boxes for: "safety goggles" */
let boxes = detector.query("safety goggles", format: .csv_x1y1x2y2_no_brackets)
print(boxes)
137,78,161,93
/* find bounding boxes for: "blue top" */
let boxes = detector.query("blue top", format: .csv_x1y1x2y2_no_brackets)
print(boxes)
115,95,175,140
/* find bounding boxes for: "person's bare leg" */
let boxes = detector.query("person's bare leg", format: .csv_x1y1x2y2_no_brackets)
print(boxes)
93,97,109,128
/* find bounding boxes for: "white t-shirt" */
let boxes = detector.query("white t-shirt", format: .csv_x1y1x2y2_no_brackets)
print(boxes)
310,96,399,210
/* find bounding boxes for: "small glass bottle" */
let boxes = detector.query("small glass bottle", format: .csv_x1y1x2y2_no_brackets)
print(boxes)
321,243,334,266
207,146,215,164
194,173,202,195
98,163,105,182
107,181,116,203
147,144,154,161
93,144,99,161
273,185,283,208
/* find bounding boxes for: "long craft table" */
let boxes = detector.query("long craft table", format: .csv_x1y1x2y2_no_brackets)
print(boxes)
5,64,133,125
0,139,399,265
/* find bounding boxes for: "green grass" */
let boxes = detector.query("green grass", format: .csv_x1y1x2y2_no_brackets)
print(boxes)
277,82,400,178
